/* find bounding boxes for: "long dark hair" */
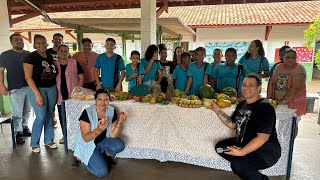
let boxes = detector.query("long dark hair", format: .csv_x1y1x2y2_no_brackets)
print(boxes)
173,46,183,65
245,40,265,59
145,44,159,61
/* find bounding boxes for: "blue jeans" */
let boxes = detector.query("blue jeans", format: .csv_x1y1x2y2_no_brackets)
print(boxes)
86,137,125,177
26,86,57,147
9,87,32,136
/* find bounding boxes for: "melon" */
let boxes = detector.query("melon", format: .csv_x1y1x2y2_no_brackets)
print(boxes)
222,87,237,98
197,85,215,99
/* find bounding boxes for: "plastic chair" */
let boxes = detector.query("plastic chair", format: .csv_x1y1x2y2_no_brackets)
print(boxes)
0,113,16,149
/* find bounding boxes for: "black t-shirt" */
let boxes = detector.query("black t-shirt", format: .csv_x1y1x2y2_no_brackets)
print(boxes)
231,98,281,163
46,48,58,61
160,61,175,92
79,109,118,145
60,61,84,100
24,51,57,88
0,50,30,90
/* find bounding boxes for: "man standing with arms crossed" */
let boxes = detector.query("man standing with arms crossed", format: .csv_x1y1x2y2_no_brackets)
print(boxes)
0,33,32,144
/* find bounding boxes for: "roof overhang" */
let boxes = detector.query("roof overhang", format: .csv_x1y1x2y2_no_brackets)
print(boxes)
49,17,195,37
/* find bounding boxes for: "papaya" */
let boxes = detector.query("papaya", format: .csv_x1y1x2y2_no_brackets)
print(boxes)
217,99,232,108
217,93,230,101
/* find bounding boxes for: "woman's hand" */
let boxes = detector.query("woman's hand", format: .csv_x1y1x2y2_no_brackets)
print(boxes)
97,119,108,132
35,93,43,107
117,112,127,127
224,146,245,156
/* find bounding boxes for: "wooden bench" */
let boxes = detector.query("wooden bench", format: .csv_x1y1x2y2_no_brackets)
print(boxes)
0,113,16,149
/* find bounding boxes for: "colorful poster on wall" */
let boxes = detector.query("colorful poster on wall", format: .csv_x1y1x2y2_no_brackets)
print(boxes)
274,47,314,63
204,41,250,63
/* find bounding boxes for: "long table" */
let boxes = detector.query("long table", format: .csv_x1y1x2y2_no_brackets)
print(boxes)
62,99,296,177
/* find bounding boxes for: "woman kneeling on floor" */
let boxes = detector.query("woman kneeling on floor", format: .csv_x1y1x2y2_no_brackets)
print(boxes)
74,88,126,177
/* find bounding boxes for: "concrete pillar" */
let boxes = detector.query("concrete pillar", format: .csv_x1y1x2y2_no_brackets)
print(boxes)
0,0,11,53
140,0,157,57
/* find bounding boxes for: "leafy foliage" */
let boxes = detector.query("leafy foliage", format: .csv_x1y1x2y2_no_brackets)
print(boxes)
304,15,320,69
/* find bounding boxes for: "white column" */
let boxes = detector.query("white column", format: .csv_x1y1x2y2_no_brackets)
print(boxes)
140,0,157,57
0,0,11,53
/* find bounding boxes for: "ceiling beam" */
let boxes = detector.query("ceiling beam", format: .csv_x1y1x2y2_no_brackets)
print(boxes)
7,0,13,27
265,26,272,41
156,0,168,17
65,30,77,41
11,12,40,25
21,32,32,43
17,0,60,24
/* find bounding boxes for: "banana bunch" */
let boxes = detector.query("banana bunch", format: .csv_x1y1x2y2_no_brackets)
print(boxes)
177,98,202,108
171,97,181,104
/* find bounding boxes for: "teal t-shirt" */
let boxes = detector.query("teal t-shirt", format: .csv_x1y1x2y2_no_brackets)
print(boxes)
141,58,162,82
186,62,211,95
211,63,251,94
238,55,269,74
172,65,188,91
125,63,145,91
94,53,125,88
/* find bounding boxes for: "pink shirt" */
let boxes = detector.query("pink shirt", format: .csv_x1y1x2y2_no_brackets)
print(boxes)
73,51,98,83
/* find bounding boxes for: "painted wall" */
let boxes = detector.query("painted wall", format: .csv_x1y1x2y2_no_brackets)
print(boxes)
192,25,314,81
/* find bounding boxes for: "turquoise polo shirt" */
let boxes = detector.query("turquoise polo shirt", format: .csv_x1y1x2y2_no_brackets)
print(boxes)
141,58,162,82
238,55,269,74
172,65,188,91
211,63,251,94
125,63,145,91
94,53,125,88
186,62,211,95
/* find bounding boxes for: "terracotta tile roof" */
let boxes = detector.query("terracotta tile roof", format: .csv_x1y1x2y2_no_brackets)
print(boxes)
10,1,320,31
160,1,320,27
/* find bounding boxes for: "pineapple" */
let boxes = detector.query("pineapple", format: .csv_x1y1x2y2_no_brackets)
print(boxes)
166,75,175,101
152,85,161,97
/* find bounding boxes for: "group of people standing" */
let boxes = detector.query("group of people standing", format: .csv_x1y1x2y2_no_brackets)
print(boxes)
0,33,307,179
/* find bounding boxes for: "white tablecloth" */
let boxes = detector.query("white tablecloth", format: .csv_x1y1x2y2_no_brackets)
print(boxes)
65,99,296,176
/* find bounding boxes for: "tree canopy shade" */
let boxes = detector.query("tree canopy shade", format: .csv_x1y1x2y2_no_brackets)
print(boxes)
304,15,320,69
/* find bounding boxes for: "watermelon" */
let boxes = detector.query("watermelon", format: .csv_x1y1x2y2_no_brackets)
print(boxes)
222,87,237,97
197,85,215,99
129,84,150,96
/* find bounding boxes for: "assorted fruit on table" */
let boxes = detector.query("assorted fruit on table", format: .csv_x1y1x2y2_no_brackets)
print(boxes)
268,99,278,109
111,83,241,109
110,91,130,101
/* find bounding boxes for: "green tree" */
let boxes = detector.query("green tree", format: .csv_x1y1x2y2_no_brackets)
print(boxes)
304,15,320,69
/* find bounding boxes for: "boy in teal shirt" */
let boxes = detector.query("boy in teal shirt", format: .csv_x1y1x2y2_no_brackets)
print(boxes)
185,47,211,95
172,52,191,92
125,51,145,91
94,38,125,92
211,48,251,95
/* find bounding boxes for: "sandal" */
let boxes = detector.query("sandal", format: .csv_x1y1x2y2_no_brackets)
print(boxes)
59,137,64,144
32,147,41,153
45,143,58,149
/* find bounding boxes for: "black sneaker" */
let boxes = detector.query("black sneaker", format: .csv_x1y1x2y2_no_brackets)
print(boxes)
16,132,25,144
23,127,32,136
72,156,81,168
